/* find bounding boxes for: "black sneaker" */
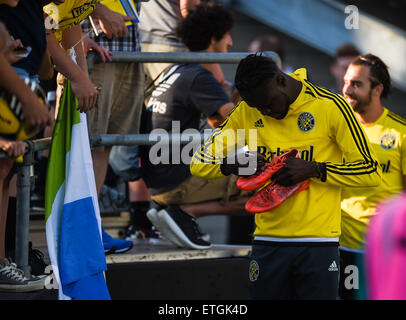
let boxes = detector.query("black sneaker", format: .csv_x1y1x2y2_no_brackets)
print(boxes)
0,258,45,292
28,242,48,276
6,242,48,276
157,205,211,250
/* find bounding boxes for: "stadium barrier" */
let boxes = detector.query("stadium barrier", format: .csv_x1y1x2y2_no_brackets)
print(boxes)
7,50,280,276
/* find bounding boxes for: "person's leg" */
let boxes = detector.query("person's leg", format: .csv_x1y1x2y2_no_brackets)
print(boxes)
88,63,136,252
89,61,115,197
292,245,339,300
129,179,149,203
180,196,249,219
249,244,293,299
0,158,14,259
339,249,356,300
127,179,155,241
4,173,16,256
227,215,256,245
91,146,112,196
4,196,16,255
149,175,251,249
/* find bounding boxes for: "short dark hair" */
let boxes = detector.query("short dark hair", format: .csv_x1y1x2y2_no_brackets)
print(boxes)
351,53,392,99
176,2,233,52
235,53,279,101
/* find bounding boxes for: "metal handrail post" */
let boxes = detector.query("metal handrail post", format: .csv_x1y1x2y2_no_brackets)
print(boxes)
15,140,34,277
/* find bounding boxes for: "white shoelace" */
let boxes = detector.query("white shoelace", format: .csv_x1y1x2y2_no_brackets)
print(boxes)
0,261,26,282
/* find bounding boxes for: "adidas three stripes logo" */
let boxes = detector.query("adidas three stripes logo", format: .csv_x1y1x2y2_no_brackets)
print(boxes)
254,119,264,127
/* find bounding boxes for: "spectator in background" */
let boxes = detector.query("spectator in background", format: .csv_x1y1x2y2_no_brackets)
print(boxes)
43,1,100,115
0,7,50,291
330,43,360,93
140,0,227,88
44,1,135,254
0,0,56,292
139,0,199,82
339,54,405,299
0,0,53,128
81,2,144,253
142,2,253,250
120,0,233,244
248,34,293,73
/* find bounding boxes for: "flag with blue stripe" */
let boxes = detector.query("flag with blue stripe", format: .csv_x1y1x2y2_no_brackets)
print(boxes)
45,80,110,300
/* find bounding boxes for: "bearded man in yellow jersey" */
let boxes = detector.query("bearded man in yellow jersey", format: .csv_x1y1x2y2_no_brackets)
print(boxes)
339,54,405,300
190,53,382,300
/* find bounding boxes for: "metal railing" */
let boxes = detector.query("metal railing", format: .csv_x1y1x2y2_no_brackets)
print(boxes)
10,51,280,276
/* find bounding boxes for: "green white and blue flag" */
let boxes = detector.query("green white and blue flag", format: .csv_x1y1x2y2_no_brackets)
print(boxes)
45,80,110,300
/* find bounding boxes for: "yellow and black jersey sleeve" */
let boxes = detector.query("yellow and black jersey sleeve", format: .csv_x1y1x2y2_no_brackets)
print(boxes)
190,102,246,179
304,82,382,187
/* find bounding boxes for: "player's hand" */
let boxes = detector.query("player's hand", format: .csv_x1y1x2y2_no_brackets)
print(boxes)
271,157,320,186
221,151,267,176
70,75,98,113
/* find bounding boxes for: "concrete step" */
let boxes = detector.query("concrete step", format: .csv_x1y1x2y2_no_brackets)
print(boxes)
0,243,251,300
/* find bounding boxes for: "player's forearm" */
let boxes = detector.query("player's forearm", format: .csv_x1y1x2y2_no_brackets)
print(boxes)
190,128,229,180
323,159,382,187
190,155,224,180
190,128,243,180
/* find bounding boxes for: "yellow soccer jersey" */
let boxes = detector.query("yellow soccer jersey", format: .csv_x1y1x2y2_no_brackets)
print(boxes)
340,108,406,250
44,0,100,40
190,68,382,241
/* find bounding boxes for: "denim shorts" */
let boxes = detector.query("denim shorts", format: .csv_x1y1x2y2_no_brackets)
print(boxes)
109,145,142,182
13,67,39,83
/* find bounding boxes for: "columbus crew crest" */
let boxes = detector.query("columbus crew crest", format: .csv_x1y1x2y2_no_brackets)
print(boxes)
380,133,396,149
249,260,259,282
298,112,315,132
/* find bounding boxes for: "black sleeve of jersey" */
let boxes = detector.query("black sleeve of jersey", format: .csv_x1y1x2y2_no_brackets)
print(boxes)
188,70,231,118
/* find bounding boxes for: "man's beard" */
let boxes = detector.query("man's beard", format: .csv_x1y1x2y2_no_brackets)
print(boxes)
348,90,372,114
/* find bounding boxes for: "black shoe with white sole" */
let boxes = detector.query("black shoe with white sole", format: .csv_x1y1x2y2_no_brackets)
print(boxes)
157,205,211,250
146,208,183,247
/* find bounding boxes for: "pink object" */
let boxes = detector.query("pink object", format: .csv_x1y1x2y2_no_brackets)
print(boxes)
365,192,406,300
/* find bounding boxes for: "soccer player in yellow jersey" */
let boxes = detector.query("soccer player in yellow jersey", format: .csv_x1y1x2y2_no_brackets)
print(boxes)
190,53,382,300
339,54,405,300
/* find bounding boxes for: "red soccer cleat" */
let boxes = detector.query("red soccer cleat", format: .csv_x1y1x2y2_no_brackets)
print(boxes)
237,148,301,191
245,179,310,214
